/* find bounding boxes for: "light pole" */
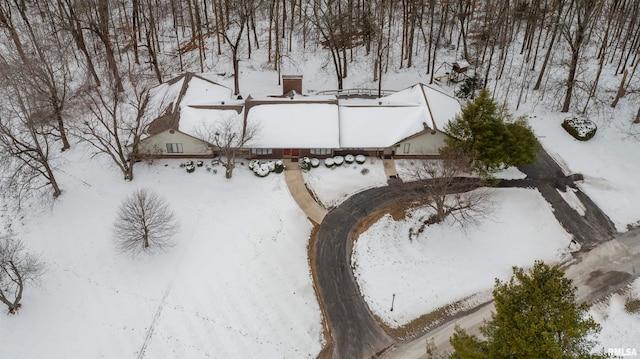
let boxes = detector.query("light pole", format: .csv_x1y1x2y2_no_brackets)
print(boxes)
390,293,395,312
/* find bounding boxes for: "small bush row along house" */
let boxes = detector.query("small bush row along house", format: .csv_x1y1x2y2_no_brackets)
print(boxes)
138,73,462,160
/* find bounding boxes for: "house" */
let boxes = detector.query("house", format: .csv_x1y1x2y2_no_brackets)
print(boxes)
138,73,242,158
139,73,462,160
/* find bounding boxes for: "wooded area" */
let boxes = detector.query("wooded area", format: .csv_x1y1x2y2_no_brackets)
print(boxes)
0,0,639,198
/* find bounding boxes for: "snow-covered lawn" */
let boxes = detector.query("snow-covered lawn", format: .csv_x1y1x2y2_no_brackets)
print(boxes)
302,157,387,208
352,188,572,328
0,148,322,358
591,278,640,354
395,159,527,182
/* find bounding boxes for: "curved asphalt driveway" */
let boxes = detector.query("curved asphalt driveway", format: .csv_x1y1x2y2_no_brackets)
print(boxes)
314,147,617,358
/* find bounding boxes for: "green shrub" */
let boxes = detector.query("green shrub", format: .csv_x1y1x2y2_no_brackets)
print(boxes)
274,160,284,173
562,117,597,141
299,157,311,171
455,73,482,99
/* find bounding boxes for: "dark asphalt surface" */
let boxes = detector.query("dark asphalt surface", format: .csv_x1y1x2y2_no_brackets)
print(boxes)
314,147,616,358
499,148,617,249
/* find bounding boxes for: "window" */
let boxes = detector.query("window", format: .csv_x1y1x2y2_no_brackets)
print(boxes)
403,143,410,154
166,143,183,153
310,148,332,155
251,148,273,155
342,147,364,151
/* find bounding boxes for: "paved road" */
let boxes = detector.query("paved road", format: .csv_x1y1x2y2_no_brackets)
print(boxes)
314,147,618,358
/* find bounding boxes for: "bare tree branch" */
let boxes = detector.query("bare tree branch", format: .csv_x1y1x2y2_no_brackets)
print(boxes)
0,235,45,314
113,189,179,256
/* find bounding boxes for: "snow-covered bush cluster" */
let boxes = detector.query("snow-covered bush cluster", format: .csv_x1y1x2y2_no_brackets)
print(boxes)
562,117,597,141
250,159,283,177
345,154,355,164
301,155,368,169
324,158,334,167
299,157,311,171
182,160,196,173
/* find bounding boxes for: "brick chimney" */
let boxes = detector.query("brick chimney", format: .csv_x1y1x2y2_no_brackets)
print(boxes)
282,75,303,95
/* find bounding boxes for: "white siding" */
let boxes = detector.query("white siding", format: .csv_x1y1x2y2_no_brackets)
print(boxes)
139,129,212,156
395,131,447,155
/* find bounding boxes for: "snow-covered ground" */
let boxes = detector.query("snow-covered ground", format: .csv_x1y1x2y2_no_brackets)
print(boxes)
302,157,387,208
395,159,527,181
591,278,640,354
0,147,322,358
352,188,572,327
524,108,640,232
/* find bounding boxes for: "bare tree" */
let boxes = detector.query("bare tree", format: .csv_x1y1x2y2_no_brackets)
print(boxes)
560,0,602,112
76,80,152,181
0,60,63,198
0,235,45,314
218,0,257,95
405,150,494,228
196,115,258,179
113,189,178,256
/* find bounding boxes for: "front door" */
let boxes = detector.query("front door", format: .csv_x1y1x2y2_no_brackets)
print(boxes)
283,149,300,157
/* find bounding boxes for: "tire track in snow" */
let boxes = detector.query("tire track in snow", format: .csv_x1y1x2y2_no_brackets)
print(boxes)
137,274,177,359
136,206,202,359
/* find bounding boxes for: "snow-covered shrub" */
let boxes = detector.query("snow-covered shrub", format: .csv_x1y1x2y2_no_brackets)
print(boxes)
355,155,366,164
253,163,270,177
310,158,320,168
333,156,344,166
248,159,259,170
184,160,194,167
361,168,370,175
267,161,276,172
324,158,335,167
186,164,195,173
345,154,355,164
299,157,311,171
196,161,204,167
562,117,597,141
274,160,285,173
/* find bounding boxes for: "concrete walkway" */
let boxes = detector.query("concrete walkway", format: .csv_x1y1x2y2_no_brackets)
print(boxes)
283,159,328,225
382,159,399,179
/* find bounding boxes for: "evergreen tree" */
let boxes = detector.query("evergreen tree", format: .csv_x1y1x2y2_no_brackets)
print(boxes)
505,117,540,167
442,89,538,174
449,261,605,359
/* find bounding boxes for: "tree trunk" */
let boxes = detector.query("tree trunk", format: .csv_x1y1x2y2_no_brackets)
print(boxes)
561,46,580,112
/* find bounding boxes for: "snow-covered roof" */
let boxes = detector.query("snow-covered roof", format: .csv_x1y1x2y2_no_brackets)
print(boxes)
338,84,460,147
247,93,337,102
147,73,234,115
420,85,461,130
148,77,185,114
339,104,430,148
247,103,340,148
147,75,460,149
179,106,244,141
